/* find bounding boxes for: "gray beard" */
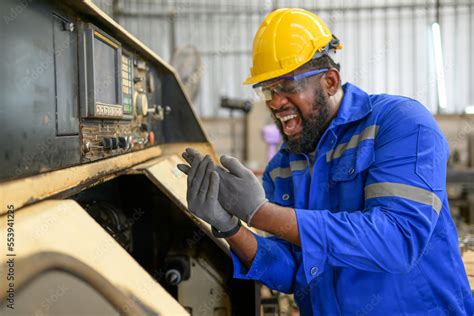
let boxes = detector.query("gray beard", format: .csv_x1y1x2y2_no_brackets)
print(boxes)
273,89,330,154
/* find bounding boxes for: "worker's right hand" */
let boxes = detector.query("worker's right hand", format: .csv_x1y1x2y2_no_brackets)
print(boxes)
178,153,239,236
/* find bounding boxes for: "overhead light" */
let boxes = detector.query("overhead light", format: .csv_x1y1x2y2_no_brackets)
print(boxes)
431,22,447,110
465,106,474,114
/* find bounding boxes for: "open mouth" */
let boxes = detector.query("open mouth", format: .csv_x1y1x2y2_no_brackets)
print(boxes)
277,113,302,137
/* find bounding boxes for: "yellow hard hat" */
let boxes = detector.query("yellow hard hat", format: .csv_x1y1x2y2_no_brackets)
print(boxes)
244,8,343,85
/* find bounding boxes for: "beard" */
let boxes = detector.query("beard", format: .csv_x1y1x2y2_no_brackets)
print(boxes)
273,88,330,154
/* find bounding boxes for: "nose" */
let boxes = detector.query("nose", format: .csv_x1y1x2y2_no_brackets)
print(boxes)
267,92,289,110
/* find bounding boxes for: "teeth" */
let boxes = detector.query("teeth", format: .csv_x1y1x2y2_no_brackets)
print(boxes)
279,114,298,122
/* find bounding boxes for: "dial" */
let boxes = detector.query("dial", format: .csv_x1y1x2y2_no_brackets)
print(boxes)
134,91,149,116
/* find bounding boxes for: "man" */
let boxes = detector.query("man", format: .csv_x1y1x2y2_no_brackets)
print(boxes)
177,8,473,315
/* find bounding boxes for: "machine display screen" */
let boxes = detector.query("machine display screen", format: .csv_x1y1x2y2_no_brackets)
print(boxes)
93,35,119,105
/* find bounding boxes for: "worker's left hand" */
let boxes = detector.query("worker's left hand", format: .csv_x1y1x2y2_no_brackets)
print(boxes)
180,148,267,226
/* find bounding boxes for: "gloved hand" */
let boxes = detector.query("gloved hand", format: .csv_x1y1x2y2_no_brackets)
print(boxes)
177,154,239,236
216,155,268,226
180,148,267,226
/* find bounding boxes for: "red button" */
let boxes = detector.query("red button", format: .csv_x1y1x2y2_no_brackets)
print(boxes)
148,131,155,145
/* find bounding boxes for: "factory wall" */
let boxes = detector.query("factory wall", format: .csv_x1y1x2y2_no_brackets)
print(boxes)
93,0,474,117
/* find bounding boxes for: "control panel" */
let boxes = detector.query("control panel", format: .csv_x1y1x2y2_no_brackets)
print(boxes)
78,23,164,162
0,0,206,181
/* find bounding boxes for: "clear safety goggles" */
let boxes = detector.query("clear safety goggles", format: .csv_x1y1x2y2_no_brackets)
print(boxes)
253,68,328,101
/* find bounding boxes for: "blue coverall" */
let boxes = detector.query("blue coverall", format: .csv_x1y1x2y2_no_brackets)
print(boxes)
231,83,474,315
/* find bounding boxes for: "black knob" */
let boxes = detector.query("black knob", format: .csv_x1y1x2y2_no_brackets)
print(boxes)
111,137,119,149
102,137,113,150
118,136,128,149
165,269,182,286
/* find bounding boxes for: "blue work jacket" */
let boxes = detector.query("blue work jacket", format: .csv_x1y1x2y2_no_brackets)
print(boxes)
231,83,473,315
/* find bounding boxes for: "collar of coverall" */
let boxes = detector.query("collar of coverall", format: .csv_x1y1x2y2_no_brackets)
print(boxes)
331,82,373,127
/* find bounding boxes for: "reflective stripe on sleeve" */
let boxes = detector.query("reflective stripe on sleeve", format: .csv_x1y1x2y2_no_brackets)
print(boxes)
365,182,442,214
327,125,380,162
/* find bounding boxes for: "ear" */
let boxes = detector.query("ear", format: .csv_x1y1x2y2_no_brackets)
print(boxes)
322,68,340,96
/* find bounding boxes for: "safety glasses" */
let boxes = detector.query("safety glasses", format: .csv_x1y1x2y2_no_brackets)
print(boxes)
253,68,329,101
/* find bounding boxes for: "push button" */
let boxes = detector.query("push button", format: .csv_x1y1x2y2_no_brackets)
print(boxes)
102,137,113,150
118,136,128,149
111,137,119,149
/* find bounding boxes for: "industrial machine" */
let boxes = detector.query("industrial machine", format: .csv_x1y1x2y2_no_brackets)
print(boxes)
0,1,259,315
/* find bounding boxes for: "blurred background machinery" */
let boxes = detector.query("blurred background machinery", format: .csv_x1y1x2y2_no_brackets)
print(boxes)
437,115,474,236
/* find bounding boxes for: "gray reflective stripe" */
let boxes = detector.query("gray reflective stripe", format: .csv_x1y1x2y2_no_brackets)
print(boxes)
269,167,292,181
290,160,307,172
269,160,307,181
326,125,380,162
365,182,442,214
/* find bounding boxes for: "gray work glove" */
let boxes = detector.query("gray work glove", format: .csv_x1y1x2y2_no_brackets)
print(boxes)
177,154,239,235
216,155,268,226
181,148,267,226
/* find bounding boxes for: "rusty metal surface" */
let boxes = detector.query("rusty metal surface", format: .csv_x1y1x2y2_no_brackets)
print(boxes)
0,200,189,315
131,142,217,172
0,146,162,215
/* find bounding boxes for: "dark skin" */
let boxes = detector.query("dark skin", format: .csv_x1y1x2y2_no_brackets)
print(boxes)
227,67,344,268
